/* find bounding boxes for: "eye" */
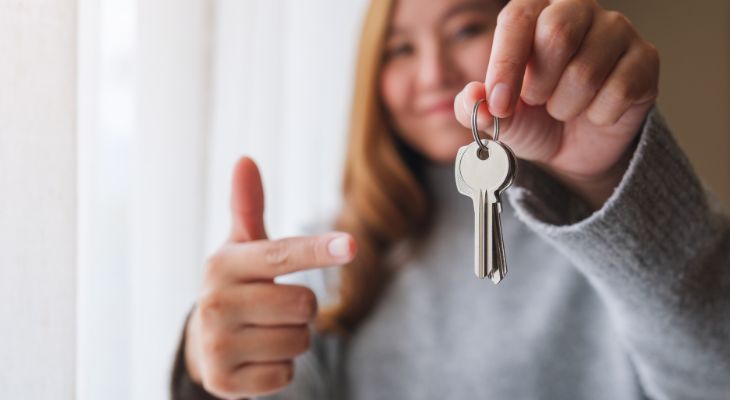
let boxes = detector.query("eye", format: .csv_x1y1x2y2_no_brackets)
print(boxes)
384,42,414,62
454,23,487,41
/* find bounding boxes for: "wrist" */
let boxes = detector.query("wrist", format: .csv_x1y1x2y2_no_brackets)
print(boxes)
542,141,636,212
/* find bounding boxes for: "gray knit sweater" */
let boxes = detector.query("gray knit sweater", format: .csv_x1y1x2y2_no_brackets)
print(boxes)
171,107,730,400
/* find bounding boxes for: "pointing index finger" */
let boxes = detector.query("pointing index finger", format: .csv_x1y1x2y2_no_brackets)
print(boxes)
208,232,357,285
486,0,547,118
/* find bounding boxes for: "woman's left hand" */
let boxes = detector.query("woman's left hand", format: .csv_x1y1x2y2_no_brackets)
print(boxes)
453,0,659,210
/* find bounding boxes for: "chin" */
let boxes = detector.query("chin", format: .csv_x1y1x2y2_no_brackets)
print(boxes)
426,130,472,164
421,141,465,165
397,122,472,164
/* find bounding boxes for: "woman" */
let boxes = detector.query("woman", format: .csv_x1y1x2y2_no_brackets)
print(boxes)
172,0,730,399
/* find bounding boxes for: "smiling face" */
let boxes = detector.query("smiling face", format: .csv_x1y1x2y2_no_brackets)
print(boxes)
379,0,501,164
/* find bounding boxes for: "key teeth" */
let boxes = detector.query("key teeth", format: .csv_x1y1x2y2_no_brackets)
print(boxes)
487,270,504,284
489,201,507,285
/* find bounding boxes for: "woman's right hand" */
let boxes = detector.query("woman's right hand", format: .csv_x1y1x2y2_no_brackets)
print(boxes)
184,157,356,400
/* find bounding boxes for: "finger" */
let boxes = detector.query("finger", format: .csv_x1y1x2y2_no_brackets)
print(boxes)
585,40,659,126
204,325,310,368
455,81,517,137
207,232,356,284
202,360,293,399
199,283,318,328
454,81,489,130
229,156,268,243
546,11,634,121
485,0,548,118
521,0,594,106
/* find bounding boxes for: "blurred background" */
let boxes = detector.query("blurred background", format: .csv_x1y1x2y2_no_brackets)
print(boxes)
1,0,728,398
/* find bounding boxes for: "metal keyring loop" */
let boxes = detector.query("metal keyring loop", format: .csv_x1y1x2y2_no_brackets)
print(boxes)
471,99,500,152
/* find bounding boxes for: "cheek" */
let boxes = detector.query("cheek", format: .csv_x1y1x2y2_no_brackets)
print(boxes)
379,64,409,119
453,35,494,82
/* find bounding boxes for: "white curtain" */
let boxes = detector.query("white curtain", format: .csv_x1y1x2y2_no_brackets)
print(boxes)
0,1,77,397
77,0,367,399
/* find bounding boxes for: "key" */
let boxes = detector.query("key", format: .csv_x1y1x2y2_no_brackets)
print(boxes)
455,139,516,283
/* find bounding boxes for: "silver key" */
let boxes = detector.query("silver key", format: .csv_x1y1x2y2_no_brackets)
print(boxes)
455,100,516,283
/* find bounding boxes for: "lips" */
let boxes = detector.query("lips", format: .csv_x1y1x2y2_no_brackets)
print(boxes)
420,99,455,116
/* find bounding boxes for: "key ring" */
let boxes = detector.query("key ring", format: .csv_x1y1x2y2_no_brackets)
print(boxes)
471,98,500,154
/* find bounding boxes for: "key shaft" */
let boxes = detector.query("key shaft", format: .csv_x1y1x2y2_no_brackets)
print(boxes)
455,140,516,283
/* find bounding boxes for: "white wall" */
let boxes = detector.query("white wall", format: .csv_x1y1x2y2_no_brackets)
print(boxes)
0,1,78,397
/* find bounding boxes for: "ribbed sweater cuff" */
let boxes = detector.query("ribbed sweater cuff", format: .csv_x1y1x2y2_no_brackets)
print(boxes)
507,106,719,291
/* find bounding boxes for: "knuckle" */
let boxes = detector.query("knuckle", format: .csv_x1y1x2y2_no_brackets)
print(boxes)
644,84,659,102
574,0,595,8
567,60,599,89
498,6,537,28
586,105,614,127
204,370,239,399
288,286,317,321
604,81,633,104
198,291,232,324
202,333,231,358
270,363,294,388
539,22,579,57
247,364,292,394
604,10,631,29
587,87,632,126
546,96,573,122
604,10,635,40
585,108,610,128
204,250,227,279
642,42,660,71
264,239,291,269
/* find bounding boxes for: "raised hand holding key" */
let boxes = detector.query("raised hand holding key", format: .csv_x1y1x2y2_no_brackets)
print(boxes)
455,99,516,283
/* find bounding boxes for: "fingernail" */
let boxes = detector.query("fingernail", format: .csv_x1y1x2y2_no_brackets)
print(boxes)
327,234,351,259
489,83,511,117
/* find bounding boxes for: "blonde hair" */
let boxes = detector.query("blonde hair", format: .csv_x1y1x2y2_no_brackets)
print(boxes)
314,0,433,335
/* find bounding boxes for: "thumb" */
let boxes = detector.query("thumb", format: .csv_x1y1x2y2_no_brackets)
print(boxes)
228,156,268,243
455,81,562,163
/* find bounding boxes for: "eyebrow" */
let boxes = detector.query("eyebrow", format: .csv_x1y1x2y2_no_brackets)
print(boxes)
387,0,492,37
440,0,492,23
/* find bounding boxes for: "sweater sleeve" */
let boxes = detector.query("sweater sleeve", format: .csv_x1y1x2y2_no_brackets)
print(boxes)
507,106,730,400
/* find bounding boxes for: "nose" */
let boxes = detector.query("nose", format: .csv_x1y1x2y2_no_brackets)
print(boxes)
416,41,457,90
